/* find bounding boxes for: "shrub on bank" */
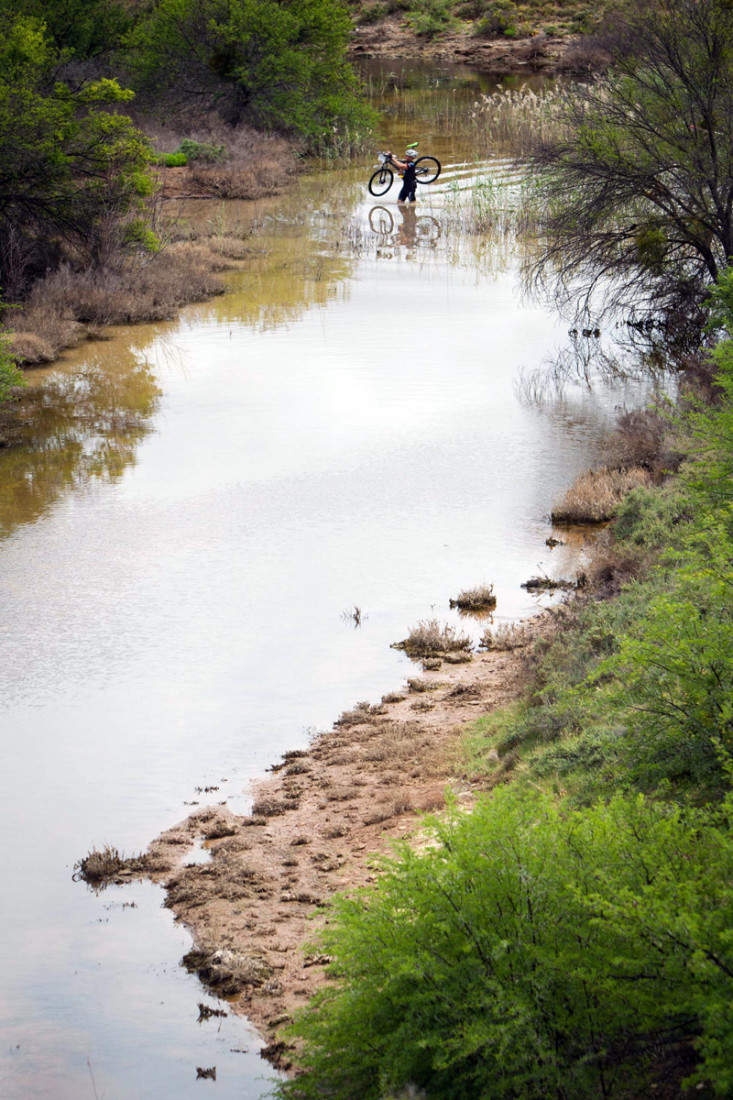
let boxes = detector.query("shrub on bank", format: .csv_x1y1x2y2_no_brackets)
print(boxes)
278,788,733,1099
131,0,375,149
278,274,733,1097
0,330,24,405
158,151,188,167
0,13,155,299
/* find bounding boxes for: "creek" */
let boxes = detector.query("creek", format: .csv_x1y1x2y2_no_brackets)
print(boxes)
0,61,654,1099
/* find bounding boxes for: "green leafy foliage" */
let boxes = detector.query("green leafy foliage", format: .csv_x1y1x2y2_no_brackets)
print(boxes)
473,1,519,37
130,0,375,147
406,0,457,37
0,0,131,59
177,139,226,163
0,329,24,405
594,519,733,798
0,13,154,296
279,788,733,1099
280,271,733,1096
158,152,188,167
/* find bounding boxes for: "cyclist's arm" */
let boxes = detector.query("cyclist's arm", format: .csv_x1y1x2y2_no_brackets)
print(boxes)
386,151,407,170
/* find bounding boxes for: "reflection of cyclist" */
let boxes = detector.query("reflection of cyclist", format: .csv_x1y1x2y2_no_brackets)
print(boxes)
386,147,418,204
396,205,417,244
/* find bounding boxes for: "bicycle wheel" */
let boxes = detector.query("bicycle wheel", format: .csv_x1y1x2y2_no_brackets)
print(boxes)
414,156,441,184
369,206,394,234
368,167,394,197
415,215,441,242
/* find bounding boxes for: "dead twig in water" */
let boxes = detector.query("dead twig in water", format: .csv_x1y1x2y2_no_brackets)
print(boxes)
341,605,364,627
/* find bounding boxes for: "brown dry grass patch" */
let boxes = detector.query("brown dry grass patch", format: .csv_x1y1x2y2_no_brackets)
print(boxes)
449,584,497,611
392,618,472,659
479,621,532,651
551,466,651,524
74,844,147,886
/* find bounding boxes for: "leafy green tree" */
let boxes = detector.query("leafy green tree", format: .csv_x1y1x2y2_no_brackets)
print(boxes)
533,0,733,345
279,789,733,1098
130,0,374,145
0,13,154,296
0,0,131,59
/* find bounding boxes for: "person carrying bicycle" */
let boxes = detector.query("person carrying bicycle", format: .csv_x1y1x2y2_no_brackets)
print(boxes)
386,145,419,204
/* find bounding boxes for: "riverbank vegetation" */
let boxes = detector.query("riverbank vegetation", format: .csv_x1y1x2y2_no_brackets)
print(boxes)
0,0,374,393
350,0,603,41
272,1,733,1094
274,271,733,1100
533,0,733,352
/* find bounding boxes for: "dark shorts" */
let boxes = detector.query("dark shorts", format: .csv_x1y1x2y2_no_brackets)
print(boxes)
398,180,416,202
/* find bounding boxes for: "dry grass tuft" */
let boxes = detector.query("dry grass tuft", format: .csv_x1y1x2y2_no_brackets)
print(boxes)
551,466,651,524
407,678,441,693
416,786,447,813
74,844,146,886
251,797,289,817
335,701,386,726
381,691,406,704
479,621,532,651
363,795,414,826
449,584,496,612
392,618,472,659
188,164,286,200
7,331,55,364
3,233,249,364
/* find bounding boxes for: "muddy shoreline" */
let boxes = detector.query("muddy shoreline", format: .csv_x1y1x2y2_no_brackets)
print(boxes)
126,621,548,1069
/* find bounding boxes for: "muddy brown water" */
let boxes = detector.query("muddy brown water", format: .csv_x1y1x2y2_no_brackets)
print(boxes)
0,63,658,1099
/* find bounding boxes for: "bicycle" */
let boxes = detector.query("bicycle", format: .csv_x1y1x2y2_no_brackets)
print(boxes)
368,151,442,197
368,205,442,243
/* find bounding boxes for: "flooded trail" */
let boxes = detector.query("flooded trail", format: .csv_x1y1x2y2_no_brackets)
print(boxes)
1,64,652,1099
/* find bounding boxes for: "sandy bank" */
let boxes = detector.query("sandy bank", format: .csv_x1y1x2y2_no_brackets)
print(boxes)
132,625,546,1069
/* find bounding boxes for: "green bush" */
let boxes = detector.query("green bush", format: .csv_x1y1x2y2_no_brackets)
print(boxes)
0,13,154,294
158,152,188,167
0,330,24,405
406,0,457,37
472,0,518,36
0,0,130,59
358,1,388,23
279,788,733,1098
177,138,226,163
131,0,375,148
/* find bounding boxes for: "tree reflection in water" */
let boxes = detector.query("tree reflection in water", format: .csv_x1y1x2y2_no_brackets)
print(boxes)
0,345,161,537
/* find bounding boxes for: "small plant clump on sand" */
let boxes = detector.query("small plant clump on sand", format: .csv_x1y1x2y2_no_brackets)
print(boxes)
551,466,651,524
479,621,532,650
73,844,147,887
449,583,496,611
392,618,472,658
521,574,579,592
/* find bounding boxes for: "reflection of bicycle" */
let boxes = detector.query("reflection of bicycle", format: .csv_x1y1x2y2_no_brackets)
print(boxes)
368,152,442,197
368,205,442,244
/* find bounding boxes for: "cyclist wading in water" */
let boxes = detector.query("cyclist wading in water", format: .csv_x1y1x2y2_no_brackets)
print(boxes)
386,145,419,204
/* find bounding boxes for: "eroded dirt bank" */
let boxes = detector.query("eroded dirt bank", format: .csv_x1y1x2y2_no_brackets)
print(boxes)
128,629,543,1068
350,15,587,73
